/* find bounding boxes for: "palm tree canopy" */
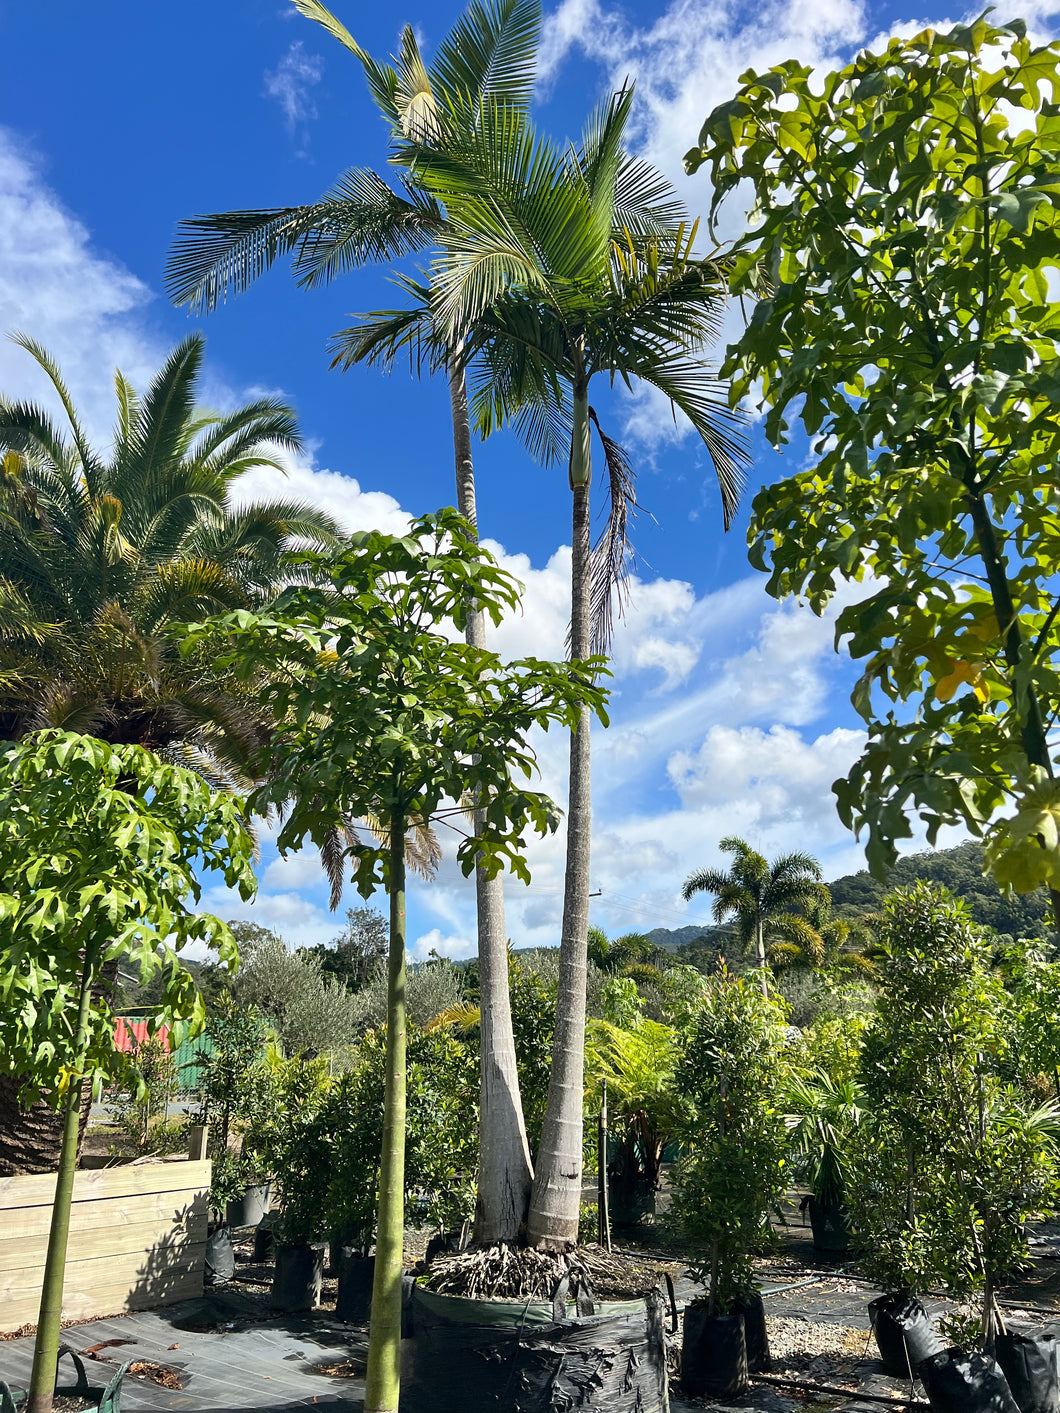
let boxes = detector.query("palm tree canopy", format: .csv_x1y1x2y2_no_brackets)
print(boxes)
683,836,829,949
165,0,543,313
391,89,747,649
0,332,339,770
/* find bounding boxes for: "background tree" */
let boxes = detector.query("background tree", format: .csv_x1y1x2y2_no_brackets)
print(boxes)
181,509,605,1413
0,333,337,1176
686,17,1060,913
683,837,827,992
587,926,664,976
0,731,254,1413
232,933,370,1054
409,87,746,1248
167,0,545,1243
299,905,389,991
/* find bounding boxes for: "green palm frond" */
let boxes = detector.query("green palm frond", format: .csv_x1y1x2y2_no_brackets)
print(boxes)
682,866,731,902
290,172,443,288
430,0,540,115
8,333,101,483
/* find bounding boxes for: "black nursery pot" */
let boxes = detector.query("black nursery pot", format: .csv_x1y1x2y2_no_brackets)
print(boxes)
682,1306,749,1399
869,1292,944,1378
271,1242,325,1313
336,1250,376,1324
403,1284,669,1413
226,1183,270,1230
733,1292,771,1373
808,1197,850,1253
920,1347,1021,1413
253,1218,277,1264
995,1331,1060,1413
204,1225,235,1287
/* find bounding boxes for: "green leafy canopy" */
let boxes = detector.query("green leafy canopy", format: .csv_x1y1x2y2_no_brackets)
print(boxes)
179,509,609,891
688,17,1060,894
0,731,255,1101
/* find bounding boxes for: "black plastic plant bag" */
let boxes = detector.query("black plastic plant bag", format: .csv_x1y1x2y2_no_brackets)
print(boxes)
995,1331,1060,1413
403,1280,669,1413
733,1292,771,1373
204,1225,235,1287
869,1293,945,1377
920,1347,1021,1413
682,1306,749,1399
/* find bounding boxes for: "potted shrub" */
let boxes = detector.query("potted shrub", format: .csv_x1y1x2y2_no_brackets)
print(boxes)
194,996,271,1224
248,1053,331,1312
847,885,1060,1376
671,969,790,1397
586,1004,682,1231
786,1071,863,1253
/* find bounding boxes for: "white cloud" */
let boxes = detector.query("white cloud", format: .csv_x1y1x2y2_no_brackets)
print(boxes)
409,927,477,963
263,40,324,133
233,447,412,537
0,129,163,445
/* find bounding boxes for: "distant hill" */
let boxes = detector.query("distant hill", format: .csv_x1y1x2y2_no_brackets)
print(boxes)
643,841,1051,955
828,840,1049,939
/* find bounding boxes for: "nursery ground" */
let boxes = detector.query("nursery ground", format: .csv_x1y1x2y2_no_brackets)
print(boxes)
3,1211,1060,1412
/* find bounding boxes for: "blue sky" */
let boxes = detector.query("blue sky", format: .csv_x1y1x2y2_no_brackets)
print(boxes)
2,0,1057,959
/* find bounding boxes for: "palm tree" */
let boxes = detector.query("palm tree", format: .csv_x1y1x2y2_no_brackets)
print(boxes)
0,332,340,1177
682,837,829,994
767,897,879,978
165,0,543,1246
403,90,748,1248
587,926,663,976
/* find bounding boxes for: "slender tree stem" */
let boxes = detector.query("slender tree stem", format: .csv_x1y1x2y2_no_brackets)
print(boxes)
448,356,534,1244
528,381,592,1247
27,949,97,1413
365,820,407,1413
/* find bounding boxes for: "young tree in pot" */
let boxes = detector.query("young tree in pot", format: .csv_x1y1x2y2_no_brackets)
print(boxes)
180,509,605,1413
847,885,1059,1370
585,1007,681,1229
786,1071,864,1253
671,969,790,1396
195,997,271,1225
258,1054,332,1312
0,731,254,1413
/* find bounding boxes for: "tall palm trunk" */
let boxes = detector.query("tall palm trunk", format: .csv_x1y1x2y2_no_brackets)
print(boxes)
527,384,592,1250
365,818,407,1413
449,359,534,1244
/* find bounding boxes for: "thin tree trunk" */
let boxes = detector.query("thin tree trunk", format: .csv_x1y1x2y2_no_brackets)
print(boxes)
27,951,96,1413
755,916,767,996
449,358,534,1245
364,820,407,1413
527,386,593,1249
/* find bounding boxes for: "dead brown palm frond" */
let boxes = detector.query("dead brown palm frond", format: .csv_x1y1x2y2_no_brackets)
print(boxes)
587,408,640,658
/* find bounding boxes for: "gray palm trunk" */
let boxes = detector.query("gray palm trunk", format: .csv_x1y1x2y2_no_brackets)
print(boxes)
754,915,767,995
526,385,593,1249
448,360,534,1244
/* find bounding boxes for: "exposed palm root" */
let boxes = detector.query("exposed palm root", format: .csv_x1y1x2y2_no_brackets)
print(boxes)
422,1242,675,1301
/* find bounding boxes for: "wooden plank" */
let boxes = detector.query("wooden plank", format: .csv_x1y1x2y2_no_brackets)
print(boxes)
0,1215,202,1267
2,1189,208,1241
0,1265,206,1332
0,1244,206,1302
0,1160,211,1210
186,1125,207,1161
